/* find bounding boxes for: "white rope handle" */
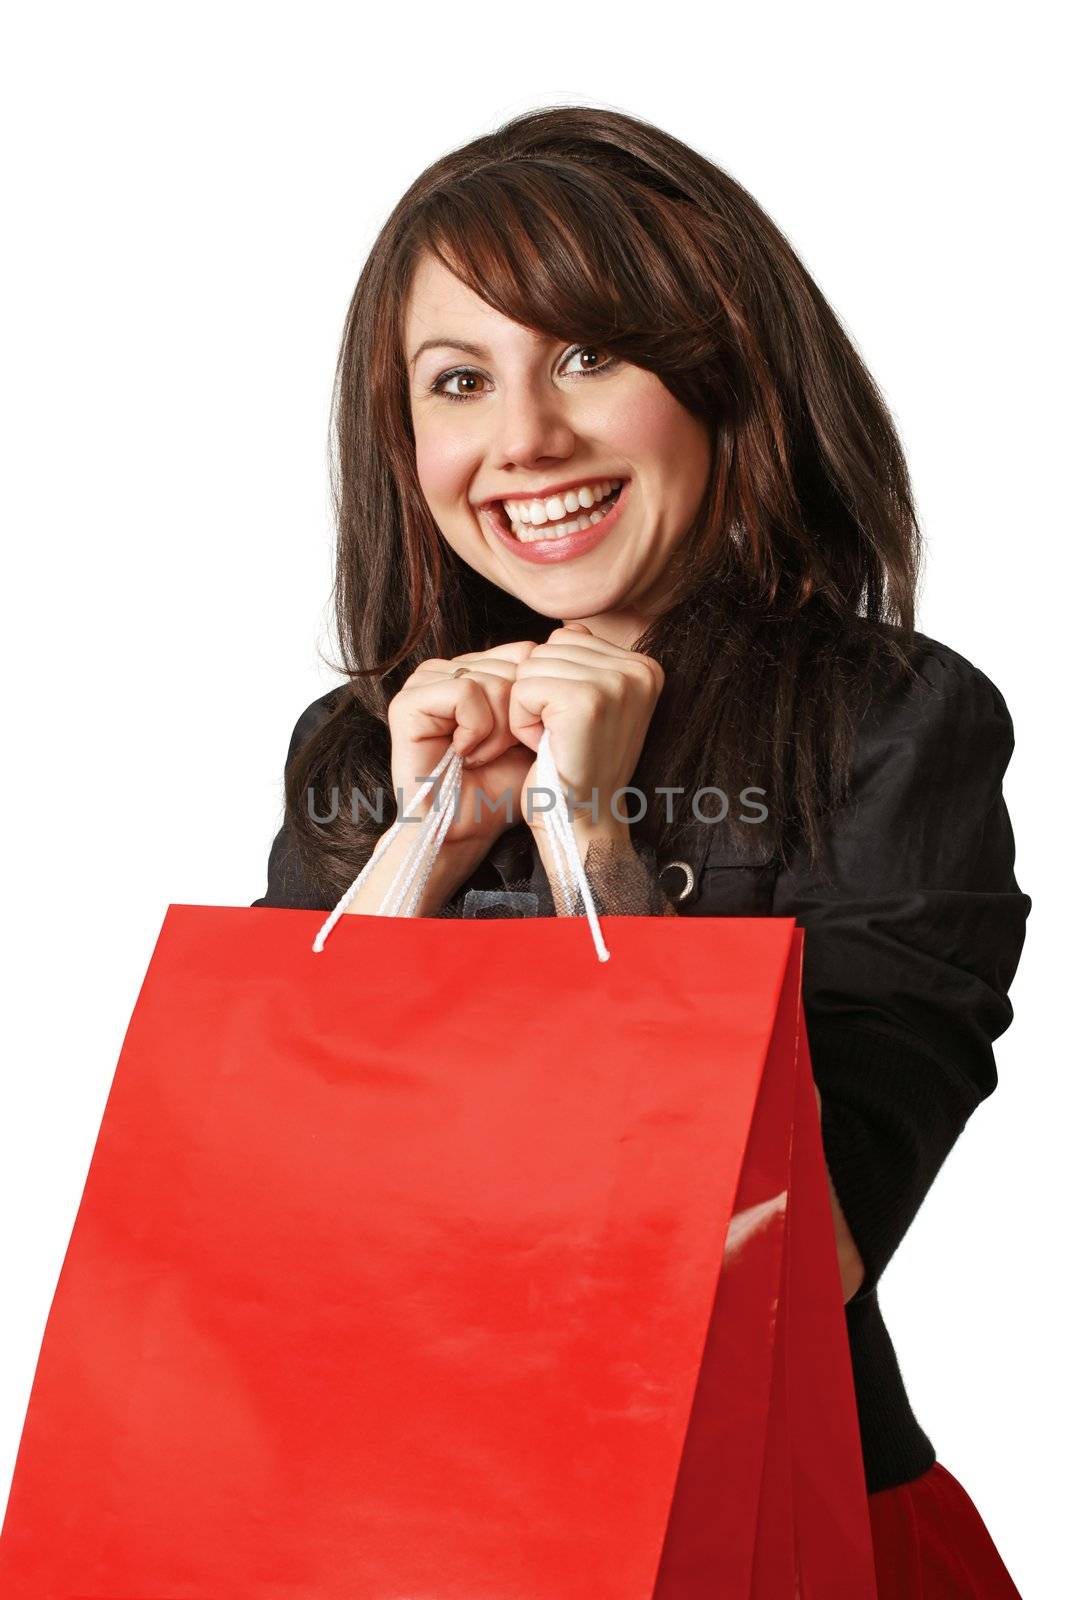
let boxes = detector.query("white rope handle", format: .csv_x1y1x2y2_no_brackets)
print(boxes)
311,728,611,961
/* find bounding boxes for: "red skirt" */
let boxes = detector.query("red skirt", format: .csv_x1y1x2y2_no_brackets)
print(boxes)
867,1462,1022,1598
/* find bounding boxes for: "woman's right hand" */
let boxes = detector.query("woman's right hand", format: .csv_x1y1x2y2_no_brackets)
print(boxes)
386,641,539,853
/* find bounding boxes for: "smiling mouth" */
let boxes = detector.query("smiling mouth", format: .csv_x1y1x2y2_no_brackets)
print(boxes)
486,482,626,543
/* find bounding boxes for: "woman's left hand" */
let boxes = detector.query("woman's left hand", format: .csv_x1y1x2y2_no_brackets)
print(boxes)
509,623,665,838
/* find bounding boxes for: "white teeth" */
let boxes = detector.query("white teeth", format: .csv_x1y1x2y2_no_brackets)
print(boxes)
514,514,593,543
506,480,624,543
500,477,622,531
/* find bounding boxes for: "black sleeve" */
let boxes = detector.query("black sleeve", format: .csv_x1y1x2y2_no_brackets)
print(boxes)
771,644,1031,1301
251,693,338,911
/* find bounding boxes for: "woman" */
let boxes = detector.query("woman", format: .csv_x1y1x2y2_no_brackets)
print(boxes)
253,105,1029,1593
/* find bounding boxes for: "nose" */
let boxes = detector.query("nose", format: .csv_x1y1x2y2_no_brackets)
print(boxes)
490,379,575,469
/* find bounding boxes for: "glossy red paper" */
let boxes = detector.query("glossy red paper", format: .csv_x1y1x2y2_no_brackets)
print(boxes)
0,906,876,1596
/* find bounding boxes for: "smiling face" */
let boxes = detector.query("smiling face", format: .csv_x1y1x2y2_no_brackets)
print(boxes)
404,252,712,648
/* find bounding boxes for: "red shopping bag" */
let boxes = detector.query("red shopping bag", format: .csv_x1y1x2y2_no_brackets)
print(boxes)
0,906,876,1597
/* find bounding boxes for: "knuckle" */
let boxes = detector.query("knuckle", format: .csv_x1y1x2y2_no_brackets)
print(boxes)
635,659,665,698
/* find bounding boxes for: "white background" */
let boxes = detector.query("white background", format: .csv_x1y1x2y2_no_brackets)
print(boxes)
2,3,1062,1590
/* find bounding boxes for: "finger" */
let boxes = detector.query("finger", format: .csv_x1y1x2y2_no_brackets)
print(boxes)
536,634,665,692
453,681,523,763
507,672,603,751
390,675,499,753
524,642,647,673
515,658,632,705
419,663,518,684
454,640,541,665
545,624,629,656
411,641,539,676
510,670,611,705
446,671,531,765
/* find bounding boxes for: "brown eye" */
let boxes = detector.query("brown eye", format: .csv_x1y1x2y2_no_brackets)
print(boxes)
561,345,617,378
430,369,486,403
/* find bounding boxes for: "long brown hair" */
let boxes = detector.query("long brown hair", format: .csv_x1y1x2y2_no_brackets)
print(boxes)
285,104,922,903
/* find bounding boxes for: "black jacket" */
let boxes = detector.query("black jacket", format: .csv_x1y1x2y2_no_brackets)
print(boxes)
253,630,1031,1495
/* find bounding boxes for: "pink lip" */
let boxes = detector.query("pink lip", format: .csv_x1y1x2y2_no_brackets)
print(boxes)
484,481,631,565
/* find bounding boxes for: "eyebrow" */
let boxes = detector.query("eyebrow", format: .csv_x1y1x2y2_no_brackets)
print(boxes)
407,330,553,372
408,338,491,371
